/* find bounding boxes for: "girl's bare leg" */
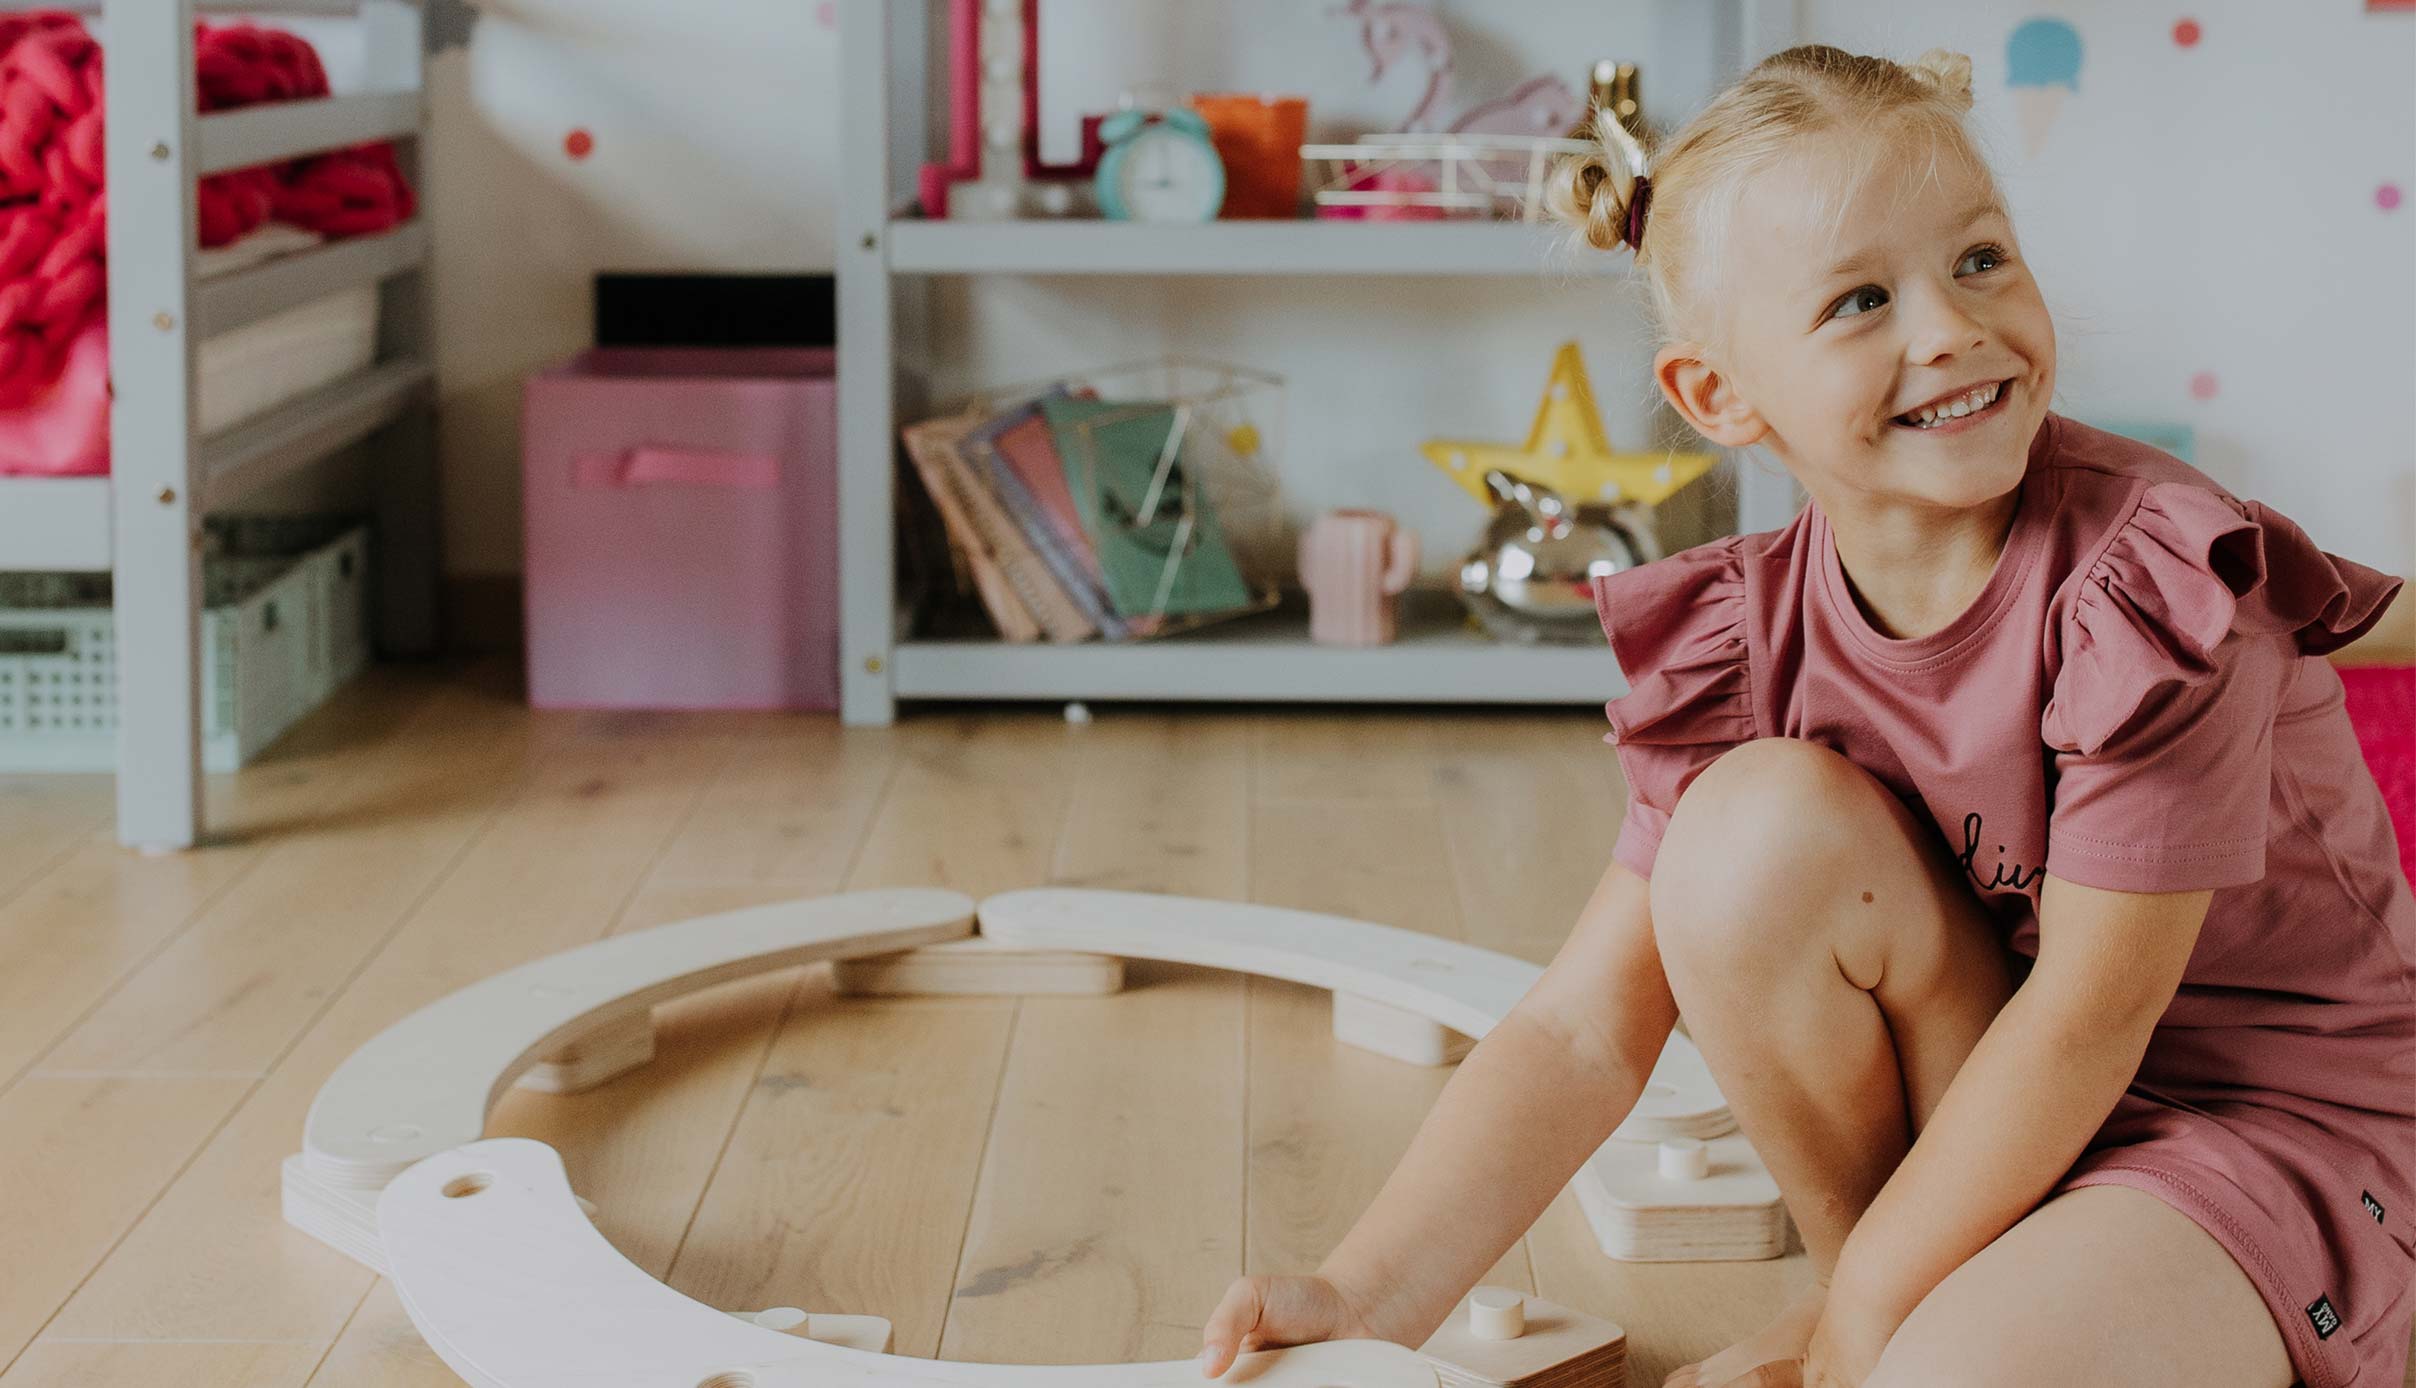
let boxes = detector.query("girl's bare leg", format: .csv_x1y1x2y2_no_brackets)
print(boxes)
1639,737,2022,1387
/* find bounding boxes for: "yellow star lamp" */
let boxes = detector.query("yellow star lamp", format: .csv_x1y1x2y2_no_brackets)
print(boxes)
1420,341,1717,509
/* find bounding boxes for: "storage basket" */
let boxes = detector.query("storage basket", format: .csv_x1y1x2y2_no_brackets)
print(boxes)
0,516,372,771
521,347,839,710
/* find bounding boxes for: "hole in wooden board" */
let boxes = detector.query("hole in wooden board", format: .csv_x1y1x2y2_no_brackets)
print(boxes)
441,1172,493,1199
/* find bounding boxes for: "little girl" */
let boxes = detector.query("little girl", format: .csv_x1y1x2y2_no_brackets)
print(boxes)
1198,44,2412,1388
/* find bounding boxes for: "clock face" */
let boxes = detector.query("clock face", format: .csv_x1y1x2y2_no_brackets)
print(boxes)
1116,127,1224,221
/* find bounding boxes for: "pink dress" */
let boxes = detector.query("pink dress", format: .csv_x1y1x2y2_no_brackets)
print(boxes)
1590,412,2414,1387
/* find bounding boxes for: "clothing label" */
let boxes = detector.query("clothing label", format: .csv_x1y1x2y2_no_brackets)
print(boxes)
2305,1294,2341,1340
2361,1190,2385,1224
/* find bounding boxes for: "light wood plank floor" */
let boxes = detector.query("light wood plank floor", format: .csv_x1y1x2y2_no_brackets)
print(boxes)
0,660,2405,1388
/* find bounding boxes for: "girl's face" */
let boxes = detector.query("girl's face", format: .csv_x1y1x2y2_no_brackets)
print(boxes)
1658,128,2057,513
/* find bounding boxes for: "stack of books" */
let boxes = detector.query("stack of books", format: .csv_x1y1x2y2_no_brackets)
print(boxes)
900,382,1276,642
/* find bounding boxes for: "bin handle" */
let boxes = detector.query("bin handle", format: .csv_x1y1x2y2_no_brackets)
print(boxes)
572,445,777,490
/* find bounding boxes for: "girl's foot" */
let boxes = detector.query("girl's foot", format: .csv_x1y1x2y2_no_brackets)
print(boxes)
1660,1282,1826,1388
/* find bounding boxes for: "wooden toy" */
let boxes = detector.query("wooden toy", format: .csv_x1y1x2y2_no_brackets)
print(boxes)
723,1308,894,1353
829,935,1124,997
285,887,1785,1388
378,1138,1438,1388
300,888,980,1196
1574,1128,1785,1263
975,890,1784,1262
1421,342,1719,511
513,1009,655,1094
1469,1286,1526,1340
1333,989,1473,1066
1415,1287,1627,1388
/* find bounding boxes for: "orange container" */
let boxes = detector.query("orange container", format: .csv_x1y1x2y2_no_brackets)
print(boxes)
1189,93,1309,219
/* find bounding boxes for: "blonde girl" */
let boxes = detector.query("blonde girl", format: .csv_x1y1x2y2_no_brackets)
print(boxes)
1198,43,2411,1388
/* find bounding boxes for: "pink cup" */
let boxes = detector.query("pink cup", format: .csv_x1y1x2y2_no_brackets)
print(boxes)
1299,509,1419,646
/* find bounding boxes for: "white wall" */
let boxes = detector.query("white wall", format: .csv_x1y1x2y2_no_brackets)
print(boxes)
419,0,2415,584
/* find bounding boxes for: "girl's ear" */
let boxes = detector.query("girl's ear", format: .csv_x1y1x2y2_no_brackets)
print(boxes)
1655,343,1768,449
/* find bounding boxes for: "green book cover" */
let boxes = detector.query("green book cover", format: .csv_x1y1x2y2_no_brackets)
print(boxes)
1040,395,1254,620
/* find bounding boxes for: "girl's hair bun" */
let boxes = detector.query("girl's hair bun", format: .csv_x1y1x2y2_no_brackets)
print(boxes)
1545,107,1650,254
1544,143,1629,253
1905,48,1975,111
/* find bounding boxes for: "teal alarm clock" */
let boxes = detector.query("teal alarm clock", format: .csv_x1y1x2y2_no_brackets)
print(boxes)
1095,107,1227,222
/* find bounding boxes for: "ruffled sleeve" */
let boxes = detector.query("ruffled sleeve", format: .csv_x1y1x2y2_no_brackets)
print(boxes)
1591,536,1759,881
2038,481,2405,893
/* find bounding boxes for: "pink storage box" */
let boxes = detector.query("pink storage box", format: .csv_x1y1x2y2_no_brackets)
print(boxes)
521,347,838,710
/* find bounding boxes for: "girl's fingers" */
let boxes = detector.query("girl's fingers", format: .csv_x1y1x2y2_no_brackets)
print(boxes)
1198,1281,1264,1379
1728,1361,1804,1388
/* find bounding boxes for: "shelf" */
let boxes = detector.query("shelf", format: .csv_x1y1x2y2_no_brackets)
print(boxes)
0,477,112,571
197,221,428,336
891,590,1627,706
198,91,423,177
884,218,1624,278
201,357,434,510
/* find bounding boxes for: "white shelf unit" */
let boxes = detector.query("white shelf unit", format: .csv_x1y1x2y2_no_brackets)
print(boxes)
0,0,438,850
837,1,1803,725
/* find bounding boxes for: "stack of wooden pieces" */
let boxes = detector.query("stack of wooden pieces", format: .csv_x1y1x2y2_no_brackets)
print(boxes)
1416,1287,1627,1388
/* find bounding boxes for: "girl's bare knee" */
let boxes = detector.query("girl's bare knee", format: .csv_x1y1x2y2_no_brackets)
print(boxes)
1650,737,1877,955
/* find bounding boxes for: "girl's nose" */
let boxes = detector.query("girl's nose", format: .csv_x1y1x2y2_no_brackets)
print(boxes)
1903,288,1987,363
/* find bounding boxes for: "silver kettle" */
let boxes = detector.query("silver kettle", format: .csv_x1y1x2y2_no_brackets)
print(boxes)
1455,467,1659,643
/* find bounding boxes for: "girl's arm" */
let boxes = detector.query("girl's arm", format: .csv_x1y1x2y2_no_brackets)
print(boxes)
1823,875,2214,1331
1313,854,1680,1345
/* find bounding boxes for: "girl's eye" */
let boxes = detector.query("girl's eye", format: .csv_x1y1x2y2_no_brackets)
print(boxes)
1824,243,2012,323
1959,243,2009,275
1829,286,1887,320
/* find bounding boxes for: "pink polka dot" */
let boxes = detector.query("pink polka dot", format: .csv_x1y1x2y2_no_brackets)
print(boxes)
2380,182,2405,212
564,128,594,161
2173,17,2201,46
2189,370,2219,401
816,1,836,27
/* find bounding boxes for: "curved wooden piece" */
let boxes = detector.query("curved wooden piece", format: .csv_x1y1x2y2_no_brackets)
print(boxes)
976,888,1732,1143
305,889,978,1192
379,1139,1438,1388
978,888,1776,1262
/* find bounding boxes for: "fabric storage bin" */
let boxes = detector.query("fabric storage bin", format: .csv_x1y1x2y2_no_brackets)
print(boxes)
521,347,839,710
0,517,372,771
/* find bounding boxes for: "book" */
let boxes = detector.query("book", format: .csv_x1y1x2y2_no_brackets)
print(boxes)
962,388,1129,640
927,417,1098,643
898,414,1039,642
1040,395,1256,627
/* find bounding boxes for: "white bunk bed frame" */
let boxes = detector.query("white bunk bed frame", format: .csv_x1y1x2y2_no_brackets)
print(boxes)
0,0,439,851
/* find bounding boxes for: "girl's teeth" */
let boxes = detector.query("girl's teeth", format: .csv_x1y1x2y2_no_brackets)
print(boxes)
1901,381,2002,428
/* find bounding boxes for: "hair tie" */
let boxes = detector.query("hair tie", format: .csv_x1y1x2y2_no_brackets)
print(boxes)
1624,173,1654,253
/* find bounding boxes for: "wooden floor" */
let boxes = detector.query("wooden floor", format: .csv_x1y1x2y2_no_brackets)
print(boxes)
0,660,2398,1388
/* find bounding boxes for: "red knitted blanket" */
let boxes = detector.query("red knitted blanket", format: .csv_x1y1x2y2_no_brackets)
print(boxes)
0,11,415,407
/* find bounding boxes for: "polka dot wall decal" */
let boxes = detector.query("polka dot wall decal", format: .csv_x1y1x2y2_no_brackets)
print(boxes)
2380,182,2404,212
2189,371,2219,401
2172,17,2201,46
564,128,594,161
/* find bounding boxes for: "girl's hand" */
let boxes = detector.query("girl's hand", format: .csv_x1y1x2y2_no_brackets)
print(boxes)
1724,1294,1899,1388
1197,1274,1381,1378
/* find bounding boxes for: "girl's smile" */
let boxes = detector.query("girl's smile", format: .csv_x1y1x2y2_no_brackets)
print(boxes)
1890,376,2017,436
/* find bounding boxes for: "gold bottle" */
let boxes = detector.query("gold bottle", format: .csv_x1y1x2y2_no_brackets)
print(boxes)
1568,60,1643,142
